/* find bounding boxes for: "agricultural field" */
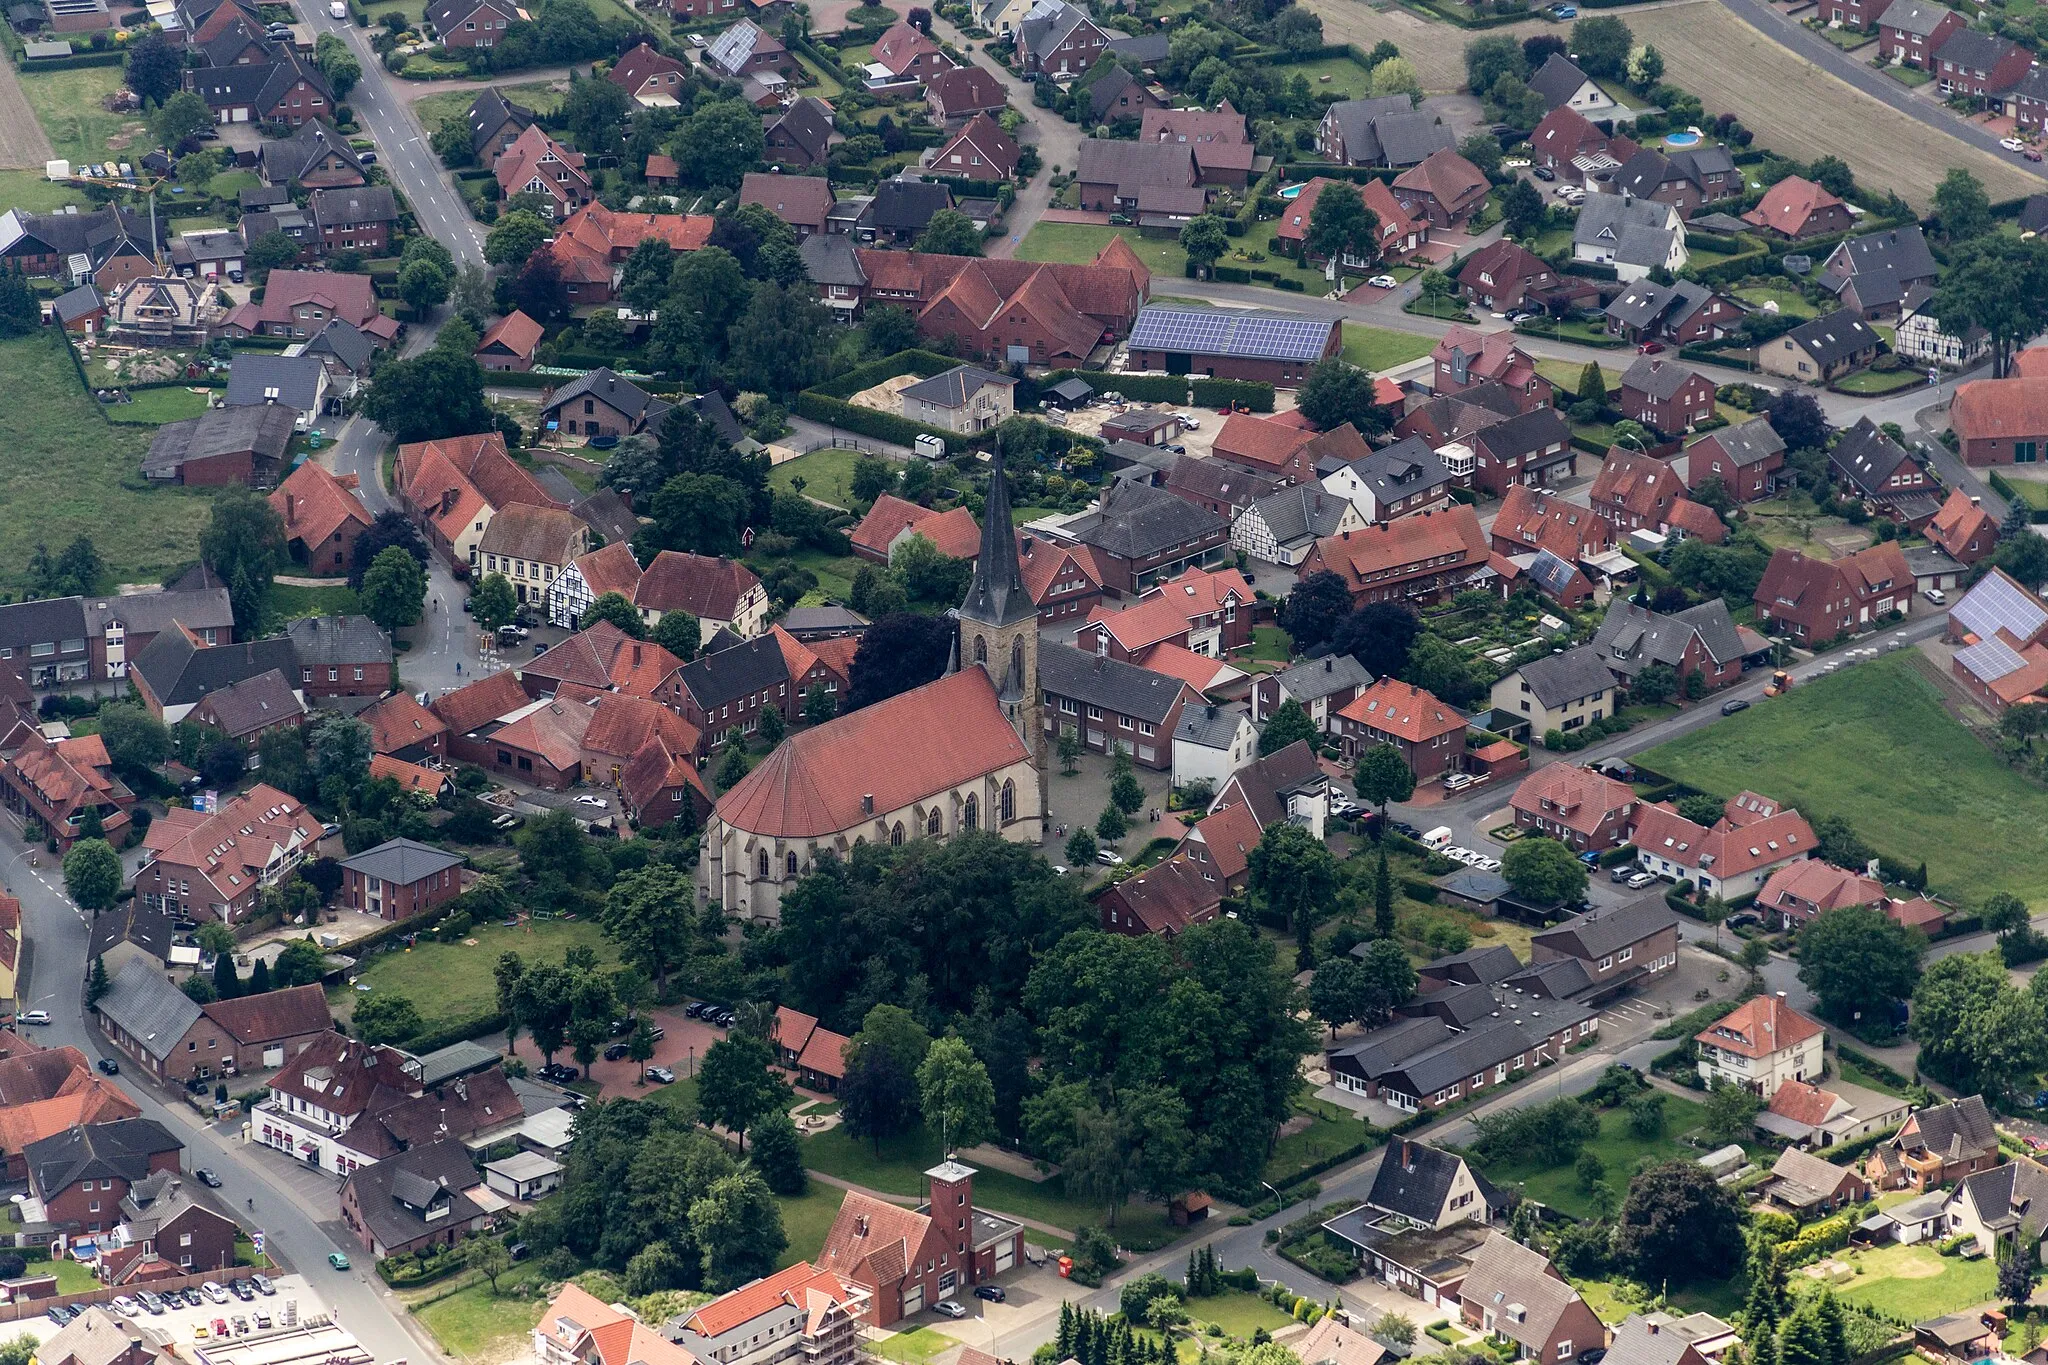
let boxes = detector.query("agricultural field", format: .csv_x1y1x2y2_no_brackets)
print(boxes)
16,65,141,171
1293,0,1546,91
0,51,54,170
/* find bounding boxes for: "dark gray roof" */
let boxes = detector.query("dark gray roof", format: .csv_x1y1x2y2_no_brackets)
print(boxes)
310,185,397,230
1075,138,1195,196
1524,549,1584,598
1018,0,1094,56
1436,867,1512,904
416,1040,502,1088
1328,435,1453,502
1671,144,1737,183
1611,148,1681,201
304,318,376,375
341,1139,482,1251
89,898,175,969
50,283,103,325
799,232,866,288
1699,417,1785,468
85,586,234,640
1826,224,1937,286
287,614,392,666
223,353,326,415
1515,644,1617,708
132,633,300,709
1573,194,1681,270
779,605,868,636
1898,1095,1997,1161
1621,356,1705,402
1830,417,1921,496
1105,31,1167,64
1166,452,1279,508
25,1118,182,1199
93,959,205,1061
198,667,303,738
1037,642,1191,724
1367,1142,1474,1222
1501,955,1597,999
1787,309,1882,367
1591,597,1746,677
1339,997,1601,1097
541,368,664,423
1271,652,1373,705
1088,65,1143,120
1065,480,1230,560
572,488,639,546
1933,25,2021,75
467,86,534,156
1528,53,1596,110
901,364,1015,408
1248,485,1352,546
1413,942,1522,986
1048,377,1095,403
340,836,464,886
872,177,953,232
257,120,361,187
768,98,835,164
1533,894,1681,959
679,633,790,710
1470,406,1572,464
2023,194,2048,235
241,184,293,211
0,597,89,655
1606,278,1718,334
1881,0,1952,34
1324,96,1453,167
143,405,297,480
1173,701,1247,748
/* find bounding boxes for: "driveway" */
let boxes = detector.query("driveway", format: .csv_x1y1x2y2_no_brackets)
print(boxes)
508,1005,723,1097
925,18,1081,258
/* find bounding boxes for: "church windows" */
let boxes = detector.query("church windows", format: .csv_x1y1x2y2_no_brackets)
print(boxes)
756,849,770,879
927,809,942,837
1000,781,1015,824
1012,638,1024,678
974,637,987,665
964,794,979,831
786,851,799,877
890,823,905,846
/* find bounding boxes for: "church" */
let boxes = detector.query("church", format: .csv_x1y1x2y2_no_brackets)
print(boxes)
701,449,1048,922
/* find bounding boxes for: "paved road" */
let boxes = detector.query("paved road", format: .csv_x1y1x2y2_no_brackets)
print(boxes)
3,832,432,1364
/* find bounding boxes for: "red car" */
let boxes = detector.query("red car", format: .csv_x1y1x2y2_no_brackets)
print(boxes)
2028,148,2044,163
1637,341,1665,355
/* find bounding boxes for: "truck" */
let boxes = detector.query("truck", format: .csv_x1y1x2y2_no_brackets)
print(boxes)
1763,669,1794,697
329,2,347,18
913,433,946,460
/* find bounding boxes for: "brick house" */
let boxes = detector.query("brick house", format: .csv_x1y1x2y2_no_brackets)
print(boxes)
1605,279,1743,347
1830,417,1940,523
1210,413,1319,485
1755,543,1913,641
118,1170,239,1272
476,505,591,608
1074,565,1252,660
1459,1236,1606,1362
1685,418,1787,502
340,838,465,921
1931,26,2032,98
1391,147,1491,227
24,1119,182,1236
308,186,397,256
1490,485,1613,562
1633,791,1816,899
1951,377,2048,466
1037,643,1196,769
740,171,836,237
96,959,334,1081
1866,1096,1998,1191
474,311,544,372
1529,104,1635,182
270,459,371,573
287,614,392,698
1301,506,1496,608
190,669,305,749
816,1163,1025,1326
608,41,688,104
1467,408,1577,497
1589,449,1723,543
1331,678,1464,781
1457,240,1558,312
1609,145,1742,218
1823,0,1893,29
427,0,520,46
1250,654,1374,733
1510,760,1636,850
1017,534,1106,627
1530,898,1681,991
1761,309,1887,385
339,1140,489,1257
131,784,315,924
1880,0,1966,66
1016,0,1109,77
0,731,135,852
1928,489,2000,565
1056,482,1233,597
1275,177,1427,264
1431,327,1553,411
493,125,592,219
1590,598,1754,692
1619,358,1718,436
1742,176,1853,239
1098,853,1224,936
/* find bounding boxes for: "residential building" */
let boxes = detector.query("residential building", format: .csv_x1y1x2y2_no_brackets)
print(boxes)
493,125,592,218
255,120,364,190
1947,567,2048,710
136,404,295,489
1098,852,1224,936
270,455,371,573
24,1118,182,1236
221,268,391,343
834,243,1147,364
666,1264,869,1365
286,614,392,699
1529,104,1634,182
394,431,562,570
340,838,465,921
1531,898,1680,990
1950,376,2048,466
427,0,521,46
1760,1147,1871,1216
1317,95,1454,169
1527,52,1610,112
1276,177,1426,265
1605,279,1741,346
1074,566,1252,659
190,669,304,747
900,364,1017,433
115,1168,239,1271
631,551,770,642
1491,485,1614,562
1457,1235,1605,1362
765,98,838,170
1867,1095,1999,1191
0,731,133,851
131,783,315,923
1015,0,1109,77
1016,533,1107,626
183,46,335,127
1943,1158,2048,1255
740,171,836,237
1820,224,1939,320
1457,240,1559,312
1317,1145,1498,1303
1235,485,1368,565
547,206,714,305
1590,449,1724,543
0,1045,137,1180
1038,643,1196,770
926,66,1009,121
1319,436,1456,523
465,87,533,161
1249,654,1374,733
1573,193,1687,282
1896,287,1990,370
1208,739,1328,840
1328,995,1599,1112
221,352,331,431
1609,145,1741,218
1754,543,1913,640
1125,305,1340,386
474,310,544,372
1761,309,1886,384
1830,416,1940,524
1927,489,2000,565
1823,0,1892,29
1431,327,1553,411
1073,138,1200,216
475,505,591,607
1301,505,1495,608
1759,1077,1911,1151
1743,175,1853,238
0,206,158,288
256,1032,522,1175
338,1139,488,1256
539,367,673,440
1633,791,1816,899
130,633,297,725
608,41,687,105
1053,481,1232,596
1170,703,1256,791
1685,419,1787,502
1696,993,1825,1095
1492,642,1617,740
1467,408,1577,496
1619,359,1717,436
705,17,791,76
1331,678,1464,779
1508,759,1636,850
1140,102,1255,188
308,185,396,255
1931,26,2032,98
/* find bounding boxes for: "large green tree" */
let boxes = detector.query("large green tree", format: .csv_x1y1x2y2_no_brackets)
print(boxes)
360,544,427,634
201,487,286,631
600,865,695,992
688,1168,788,1290
1500,837,1587,906
1352,743,1415,815
916,1035,997,1152
1613,1158,1743,1285
1258,698,1319,757
1305,182,1379,269
1795,905,1925,1025
1933,233,2048,378
62,838,122,912
361,348,493,444
1247,821,1341,969
696,1033,789,1150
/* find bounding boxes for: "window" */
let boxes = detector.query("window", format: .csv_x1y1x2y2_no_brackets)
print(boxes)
757,849,770,879
786,851,798,877
891,823,905,845
1599,955,1613,970
927,809,942,837
963,794,978,830
1000,780,1015,823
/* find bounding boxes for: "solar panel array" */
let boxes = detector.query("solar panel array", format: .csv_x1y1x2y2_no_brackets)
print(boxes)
1957,635,2026,686
1129,307,1335,363
1953,571,2048,644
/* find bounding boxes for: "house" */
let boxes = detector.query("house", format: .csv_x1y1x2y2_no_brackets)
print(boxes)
741,172,835,237
867,20,953,89
140,405,296,488
308,185,396,256
705,17,791,77
1318,1151,1499,1301
539,368,673,441
396,431,562,571
1074,565,1251,658
1054,481,1233,596
765,98,838,169
1431,327,1552,412
339,1139,488,1256
1820,224,1940,321
1074,138,1198,213
1320,436,1457,523
1531,897,1680,990
104,275,216,346
0,731,134,852
521,625,693,710
1509,759,1636,850
473,310,544,372
1098,852,1225,936
667,1264,869,1365
221,268,384,342
1467,408,1577,497
466,87,534,161
1821,0,1891,29
1459,1235,1606,1362
1755,858,1886,931
851,496,982,566
1015,0,1109,77
1458,241,1559,313
427,0,521,46
493,125,591,219
1331,678,1464,780
1529,104,1634,182
0,206,158,288
1948,567,2048,710
361,691,450,762
255,120,364,190
1246,656,1372,736
1317,96,1454,169
1763,308,1886,384
1590,449,1724,543
258,1032,522,1175
1010,533,1104,627
926,66,1008,122
1760,1077,1911,1151
1210,413,1319,485
815,1162,1023,1325
1391,147,1492,227
1928,489,2000,565
184,51,335,128
222,352,330,430
1140,103,1255,189
1038,643,1196,770
900,364,1017,434
48,283,106,335
115,1168,239,1271
547,205,715,305
1895,286,1989,371
1609,145,1742,218
298,320,377,398
1830,417,1940,523
1529,52,1611,113
1931,25,2032,98
1235,485,1368,565
191,668,304,747
1605,279,1742,347
23,1118,183,1234
1945,1158,2048,1257
1743,176,1853,240
130,782,314,921
1277,177,1427,266
1573,193,1687,282
340,838,465,921
1620,359,1718,436
1634,791,1816,899
632,551,771,642
1685,419,1787,502
1916,1313,2008,1363
1491,641,1616,743
1868,1095,1999,1191
131,634,300,725
0,1045,137,1180
1170,702,1256,791
1302,505,1495,608
483,1150,561,1201
1491,485,1614,563
475,505,591,608
608,41,688,105
835,244,1147,365
1755,542,1913,641
1951,377,2048,466
1695,991,1826,1095
1086,65,1164,124
286,614,392,699
1761,1146,1871,1216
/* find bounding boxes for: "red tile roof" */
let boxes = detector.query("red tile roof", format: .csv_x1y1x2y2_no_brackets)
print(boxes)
1494,485,1612,559
819,1190,930,1287
634,551,763,623
1391,147,1488,213
797,1025,852,1080
1757,858,1883,918
1336,678,1464,744
849,496,982,562
1015,533,1104,606
569,541,645,604
1953,377,2048,445
475,310,543,361
359,691,449,755
1929,488,2000,561
1103,855,1223,934
1182,799,1260,884
1509,764,1636,837
430,670,535,738
1742,175,1842,235
201,983,332,1044
1211,412,1315,473
1698,993,1824,1058
369,752,449,796
1308,505,1490,591
1768,1078,1843,1128
230,270,378,332
1134,641,1241,694
270,460,371,552
680,1262,863,1340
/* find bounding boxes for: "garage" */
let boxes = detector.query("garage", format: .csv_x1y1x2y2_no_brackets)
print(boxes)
901,1285,923,1317
995,1243,1014,1273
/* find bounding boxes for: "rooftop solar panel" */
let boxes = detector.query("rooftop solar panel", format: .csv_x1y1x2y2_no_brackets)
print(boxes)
1129,307,1336,363
1953,571,2048,644
1957,635,2027,685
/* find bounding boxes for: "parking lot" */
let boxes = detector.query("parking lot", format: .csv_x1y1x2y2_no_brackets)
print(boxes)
26,1273,331,1351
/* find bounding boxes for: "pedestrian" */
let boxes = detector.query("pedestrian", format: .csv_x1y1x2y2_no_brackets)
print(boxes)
455,660,462,676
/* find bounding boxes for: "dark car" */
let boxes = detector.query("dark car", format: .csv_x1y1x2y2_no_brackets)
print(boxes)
97,1057,119,1074
974,1286,1006,1303
231,1280,256,1301
508,1243,530,1262
1531,165,1556,181
685,1002,705,1018
1721,698,1751,716
196,1169,222,1187
604,1043,630,1061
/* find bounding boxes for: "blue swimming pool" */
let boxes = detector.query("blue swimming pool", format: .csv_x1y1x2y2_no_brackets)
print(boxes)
1665,128,1703,147
1278,182,1307,199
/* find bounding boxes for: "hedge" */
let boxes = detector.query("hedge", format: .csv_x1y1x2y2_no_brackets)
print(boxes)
811,348,961,400
1653,989,1754,1040
795,391,978,450
22,48,129,69
1275,1134,1383,1190
1778,1213,1852,1268
396,1009,507,1055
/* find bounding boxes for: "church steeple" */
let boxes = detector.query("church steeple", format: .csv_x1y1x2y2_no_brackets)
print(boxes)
960,441,1037,630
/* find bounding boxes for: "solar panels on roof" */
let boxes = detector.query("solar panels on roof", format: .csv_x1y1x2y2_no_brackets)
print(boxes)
1957,635,2027,685
1129,306,1337,362
1954,571,2048,645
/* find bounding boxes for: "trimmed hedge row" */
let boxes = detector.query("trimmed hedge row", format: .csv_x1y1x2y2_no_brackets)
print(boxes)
21,48,128,69
811,348,961,400
796,390,981,450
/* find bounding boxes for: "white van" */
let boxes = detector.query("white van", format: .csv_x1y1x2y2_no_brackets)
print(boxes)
1421,826,1454,851
329,2,347,17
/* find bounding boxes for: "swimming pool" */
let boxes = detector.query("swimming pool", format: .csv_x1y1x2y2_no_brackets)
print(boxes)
1278,182,1307,199
1665,128,1704,148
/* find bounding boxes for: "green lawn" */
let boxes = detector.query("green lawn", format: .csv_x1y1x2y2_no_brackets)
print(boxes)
209,169,263,201
869,1328,961,1365
802,1121,1177,1247
108,386,213,426
771,448,864,510
23,1258,101,1294
1885,64,1934,87
334,919,618,1035
794,50,844,98
1264,1097,1373,1184
1732,284,1817,319
18,66,138,167
1477,1095,1736,1219
1018,222,1190,279
1243,625,1293,664
0,170,92,214
1277,55,1376,99
0,334,210,597
1405,295,1476,322
746,547,867,606
1638,653,2048,906
266,580,362,630
1832,368,1926,395
1341,326,1436,373
778,1183,847,1269
410,79,565,133
2004,476,2048,511
1838,1242,1997,1320
1185,1289,1298,1338
413,1281,546,1361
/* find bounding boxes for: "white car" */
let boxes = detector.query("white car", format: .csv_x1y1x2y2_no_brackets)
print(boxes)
932,1301,969,1320
202,1283,231,1305
2004,137,2027,152
1174,412,1201,429
1626,872,1657,889
110,1298,139,1317
1474,857,1501,872
573,795,608,808
18,1010,48,1025
1096,849,1124,866
1367,274,1398,289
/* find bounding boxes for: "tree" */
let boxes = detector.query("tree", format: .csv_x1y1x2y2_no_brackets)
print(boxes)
202,487,286,631
917,209,983,257
580,591,646,638
311,713,372,793
749,1108,807,1195
672,99,766,189
2003,1232,2040,1309
199,735,245,790
917,1035,997,1153
471,573,517,632
846,613,955,710
1630,663,1679,706
1570,14,1632,75
1280,572,1355,653
1625,42,1663,90
689,1167,788,1290
360,545,427,634
1109,749,1144,816
1179,215,1231,273
649,472,750,557
398,257,450,315
716,744,750,790
125,31,183,105
1808,155,1854,199
1501,837,1587,906
1249,822,1341,968
1308,957,1368,1036
1987,891,2032,945
1916,950,2048,1099
1703,1078,1761,1143
1933,234,2048,378
1936,167,1991,242
1367,55,1420,98
88,955,111,1006
1676,793,1725,826
1796,905,1924,1025
98,704,171,775
1332,601,1420,679
728,285,833,398
1306,181,1379,270
697,1033,788,1150
563,76,631,159
1465,34,1527,93
840,1044,918,1155
245,231,301,282
353,991,422,1045
602,865,695,992
1767,388,1833,453
1353,744,1415,815
361,348,492,444
0,274,34,339
1614,1158,1743,1285
345,510,429,591
1501,178,1545,238
1297,358,1392,436
1258,698,1319,757
1403,634,1481,708
62,838,121,912
484,210,550,270
315,32,361,98
1353,938,1417,1025
652,609,701,662
465,1236,511,1293
1065,827,1098,866
1374,846,1395,938
153,90,213,148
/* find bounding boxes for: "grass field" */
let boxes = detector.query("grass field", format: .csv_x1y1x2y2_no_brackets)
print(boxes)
1019,221,1190,277
108,387,213,427
0,335,210,597
1293,0,1544,91
267,581,361,629
1264,1096,1373,1184
1279,54,1377,98
770,447,864,510
1479,1095,1731,1219
18,66,140,168
334,919,618,1033
414,1281,546,1361
2002,475,2048,511
1832,368,1926,395
777,1183,846,1268
1342,326,1435,372
1637,653,2048,905
1733,283,1819,320
410,79,564,133
0,170,90,212
1838,1242,1997,1320
1184,1290,1297,1338
869,1328,961,1365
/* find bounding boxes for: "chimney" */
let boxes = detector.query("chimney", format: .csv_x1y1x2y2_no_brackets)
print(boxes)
1972,496,1982,506
1021,534,1035,555
1777,990,1787,1000
1648,1324,1660,1337
1206,704,1216,717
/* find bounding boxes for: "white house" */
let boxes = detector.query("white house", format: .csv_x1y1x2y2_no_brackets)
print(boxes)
1231,486,1367,566
1573,194,1688,283
1695,994,1825,1096
1171,702,1255,791
1895,291,1989,370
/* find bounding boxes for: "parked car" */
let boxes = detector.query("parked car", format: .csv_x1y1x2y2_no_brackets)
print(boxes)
202,1283,231,1305
47,1307,75,1327
932,1301,969,1319
1611,865,1635,883
975,1286,1007,1302
231,1316,250,1336
212,1320,229,1338
196,1168,222,1187
328,1253,351,1271
97,1057,118,1074
20,1011,48,1025
1720,698,1750,716
1096,848,1124,866
231,1280,255,1301
2003,137,2026,152
646,1065,675,1084
254,1310,273,1329
1531,165,1556,181
252,1275,275,1296
110,1298,140,1317
1626,872,1657,889
1367,274,1398,289
138,1292,165,1315
1637,341,1665,355
604,1042,630,1062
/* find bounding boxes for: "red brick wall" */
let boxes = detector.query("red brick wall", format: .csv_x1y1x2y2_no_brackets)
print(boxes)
155,1205,238,1273
447,734,578,789
342,864,462,921
297,660,392,698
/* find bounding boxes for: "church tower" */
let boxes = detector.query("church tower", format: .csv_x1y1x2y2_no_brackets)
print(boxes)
958,441,1044,766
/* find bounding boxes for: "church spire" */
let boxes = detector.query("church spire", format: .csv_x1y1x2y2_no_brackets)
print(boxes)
959,438,1036,628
